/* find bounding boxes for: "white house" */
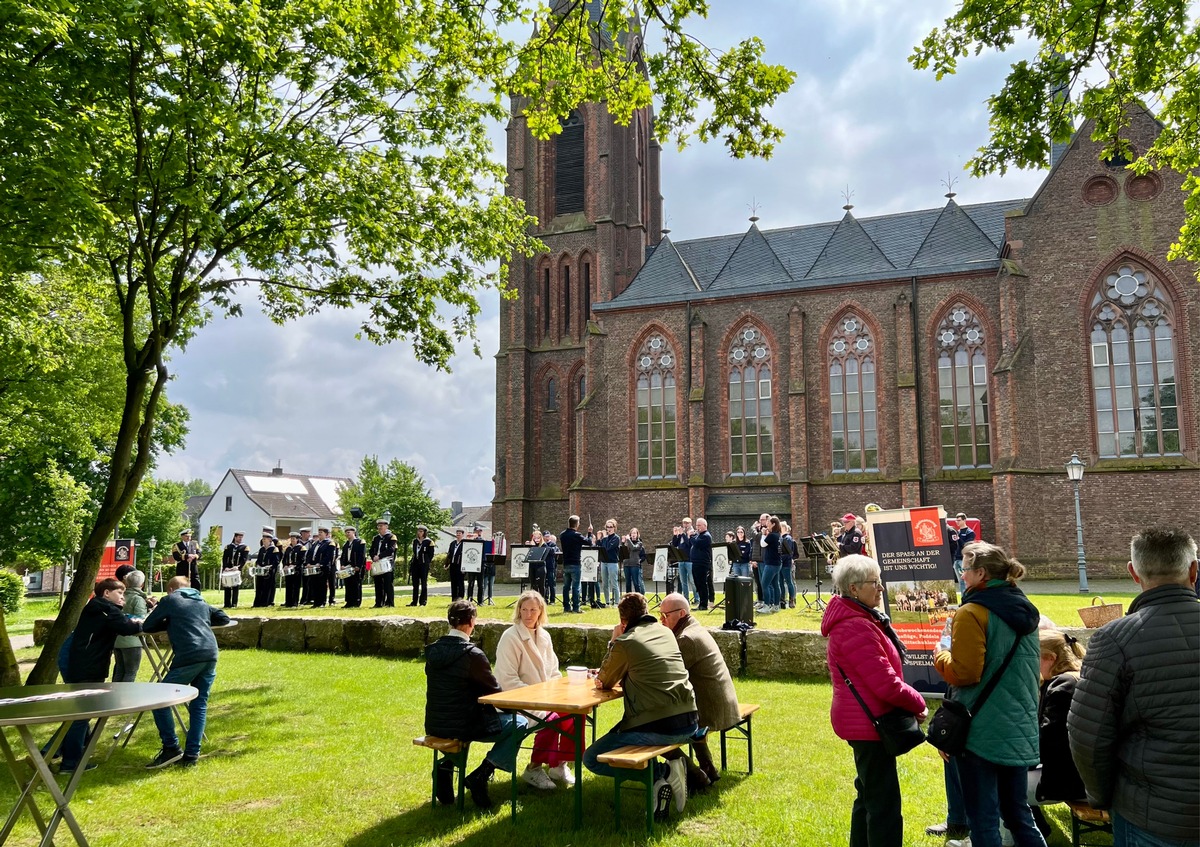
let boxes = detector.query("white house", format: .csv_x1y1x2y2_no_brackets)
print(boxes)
198,466,351,545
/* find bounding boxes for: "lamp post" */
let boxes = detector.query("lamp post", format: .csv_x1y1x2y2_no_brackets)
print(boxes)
148,536,158,591
1065,452,1088,593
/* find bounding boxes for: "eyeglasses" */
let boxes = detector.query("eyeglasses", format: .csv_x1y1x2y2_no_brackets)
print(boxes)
855,579,884,588
659,607,684,617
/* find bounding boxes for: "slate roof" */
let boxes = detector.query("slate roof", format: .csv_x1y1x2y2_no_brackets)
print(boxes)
229,469,350,521
597,198,1024,310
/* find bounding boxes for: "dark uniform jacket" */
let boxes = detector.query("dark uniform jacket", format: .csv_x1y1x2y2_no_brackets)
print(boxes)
312,537,337,570
424,631,503,740
371,532,397,562
411,536,435,567
222,543,249,571
257,544,281,573
342,537,367,570
172,540,199,578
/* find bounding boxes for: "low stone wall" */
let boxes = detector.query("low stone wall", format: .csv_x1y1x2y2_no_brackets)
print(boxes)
34,618,1097,679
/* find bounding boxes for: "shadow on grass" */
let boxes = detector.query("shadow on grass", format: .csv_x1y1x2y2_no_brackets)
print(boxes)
344,765,748,847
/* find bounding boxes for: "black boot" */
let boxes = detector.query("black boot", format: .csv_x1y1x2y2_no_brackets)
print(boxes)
464,761,495,809
435,759,455,806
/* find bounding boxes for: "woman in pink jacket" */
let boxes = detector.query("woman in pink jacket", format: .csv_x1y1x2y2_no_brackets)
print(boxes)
822,554,928,847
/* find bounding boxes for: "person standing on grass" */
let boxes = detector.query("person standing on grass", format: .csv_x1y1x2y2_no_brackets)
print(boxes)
585,593,698,821
544,533,559,605
1068,526,1199,847
690,518,713,611
756,517,783,615
621,527,647,595
221,531,249,608
253,531,281,608
559,516,585,614
598,519,621,608
113,570,150,683
340,526,366,608
446,528,465,601
370,518,397,608
281,531,303,608
60,578,145,773
143,575,229,769
425,600,527,809
823,555,928,847
408,524,434,607
494,590,578,791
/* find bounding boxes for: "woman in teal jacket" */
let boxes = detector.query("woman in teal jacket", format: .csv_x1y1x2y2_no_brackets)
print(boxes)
933,541,1046,847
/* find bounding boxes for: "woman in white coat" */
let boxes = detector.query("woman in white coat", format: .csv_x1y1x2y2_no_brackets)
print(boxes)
494,590,579,789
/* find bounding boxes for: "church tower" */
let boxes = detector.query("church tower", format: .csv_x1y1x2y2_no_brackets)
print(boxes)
493,42,663,541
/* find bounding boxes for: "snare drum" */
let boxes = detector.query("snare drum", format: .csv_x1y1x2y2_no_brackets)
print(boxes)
282,565,297,577
336,566,356,579
250,565,272,577
372,557,394,575
303,564,323,577
220,570,242,588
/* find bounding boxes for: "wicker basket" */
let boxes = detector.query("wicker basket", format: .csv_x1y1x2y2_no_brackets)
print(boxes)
1078,596,1123,628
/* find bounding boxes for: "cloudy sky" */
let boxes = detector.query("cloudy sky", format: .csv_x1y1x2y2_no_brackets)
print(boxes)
157,0,1049,508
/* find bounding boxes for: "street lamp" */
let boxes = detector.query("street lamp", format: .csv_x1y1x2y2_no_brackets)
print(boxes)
148,536,158,591
1065,452,1088,593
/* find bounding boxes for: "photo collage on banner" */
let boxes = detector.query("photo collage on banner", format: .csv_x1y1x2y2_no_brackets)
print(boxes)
866,507,957,696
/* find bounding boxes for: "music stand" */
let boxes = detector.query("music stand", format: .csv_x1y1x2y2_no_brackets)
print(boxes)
709,542,738,613
799,533,838,611
650,546,686,609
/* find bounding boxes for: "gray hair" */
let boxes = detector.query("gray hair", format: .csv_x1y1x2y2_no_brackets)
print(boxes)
831,554,880,595
123,570,145,590
1131,527,1197,583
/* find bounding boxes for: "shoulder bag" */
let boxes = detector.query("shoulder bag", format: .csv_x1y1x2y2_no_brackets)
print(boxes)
926,631,1022,756
836,663,926,757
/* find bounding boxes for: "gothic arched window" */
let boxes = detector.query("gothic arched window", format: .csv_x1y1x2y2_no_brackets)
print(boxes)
728,325,774,476
562,263,571,334
546,377,557,412
829,314,878,472
1090,262,1180,456
636,334,677,478
555,111,585,215
936,305,990,468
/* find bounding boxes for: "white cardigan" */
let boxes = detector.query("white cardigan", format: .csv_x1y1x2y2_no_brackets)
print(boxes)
494,623,561,702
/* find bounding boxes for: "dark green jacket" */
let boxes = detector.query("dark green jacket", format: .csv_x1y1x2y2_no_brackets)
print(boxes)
598,615,696,731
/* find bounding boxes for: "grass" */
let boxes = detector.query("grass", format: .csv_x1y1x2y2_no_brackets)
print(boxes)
0,650,1107,847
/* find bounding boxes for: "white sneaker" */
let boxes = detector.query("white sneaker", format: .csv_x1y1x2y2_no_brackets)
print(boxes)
546,764,575,786
521,766,556,790
947,838,972,847
1001,825,1014,847
666,758,687,812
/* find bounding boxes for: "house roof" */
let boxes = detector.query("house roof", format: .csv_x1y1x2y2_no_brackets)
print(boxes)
596,197,1025,310
452,505,493,530
228,468,351,521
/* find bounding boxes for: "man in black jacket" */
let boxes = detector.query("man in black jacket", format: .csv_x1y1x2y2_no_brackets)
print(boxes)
311,527,337,608
1068,526,1199,845
221,531,249,608
369,519,397,607
408,525,434,607
340,526,367,608
424,600,526,808
446,529,465,601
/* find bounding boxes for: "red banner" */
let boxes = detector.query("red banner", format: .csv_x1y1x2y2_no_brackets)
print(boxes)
909,507,943,547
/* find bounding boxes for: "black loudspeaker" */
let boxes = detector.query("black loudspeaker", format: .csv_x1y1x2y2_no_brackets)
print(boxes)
724,577,755,625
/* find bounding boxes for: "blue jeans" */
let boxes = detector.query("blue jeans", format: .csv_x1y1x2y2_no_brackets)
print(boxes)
481,571,495,601
153,660,218,758
944,756,968,827
562,566,581,612
479,713,528,773
760,564,781,607
1114,812,1200,847
957,752,1048,847
584,721,699,778
624,565,644,594
780,562,796,603
59,718,91,768
678,561,696,602
546,562,557,602
953,558,966,593
731,563,751,578
601,562,620,604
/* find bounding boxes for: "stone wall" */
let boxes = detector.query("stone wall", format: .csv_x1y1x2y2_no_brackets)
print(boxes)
35,617,1096,679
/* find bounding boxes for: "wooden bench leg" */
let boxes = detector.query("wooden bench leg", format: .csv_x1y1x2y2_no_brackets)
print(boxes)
720,728,728,772
644,762,654,835
746,713,753,775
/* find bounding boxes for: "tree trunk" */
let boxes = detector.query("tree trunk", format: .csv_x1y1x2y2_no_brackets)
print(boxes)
0,613,20,687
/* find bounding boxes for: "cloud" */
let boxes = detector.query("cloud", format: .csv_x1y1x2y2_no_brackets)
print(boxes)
157,0,1050,508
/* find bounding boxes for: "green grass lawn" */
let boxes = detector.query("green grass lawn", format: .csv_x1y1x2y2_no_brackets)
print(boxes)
0,650,1105,846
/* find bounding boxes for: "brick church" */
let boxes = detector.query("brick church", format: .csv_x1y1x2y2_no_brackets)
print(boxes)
492,89,1198,574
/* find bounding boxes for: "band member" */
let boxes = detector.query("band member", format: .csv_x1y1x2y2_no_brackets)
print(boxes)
297,527,314,605
837,513,865,557
173,530,201,589
340,526,367,608
466,528,485,604
447,529,465,600
409,525,434,607
311,527,336,607
253,532,281,607
282,532,304,607
370,518,397,608
221,532,249,608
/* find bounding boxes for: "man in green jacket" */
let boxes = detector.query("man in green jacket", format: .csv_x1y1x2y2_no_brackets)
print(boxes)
584,593,698,818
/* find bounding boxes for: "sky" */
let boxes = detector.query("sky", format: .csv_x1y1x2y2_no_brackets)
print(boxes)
156,0,1050,509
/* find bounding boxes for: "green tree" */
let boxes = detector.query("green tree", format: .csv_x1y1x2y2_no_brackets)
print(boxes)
338,457,450,578
122,478,190,568
911,0,1200,275
3,0,792,684
182,479,214,499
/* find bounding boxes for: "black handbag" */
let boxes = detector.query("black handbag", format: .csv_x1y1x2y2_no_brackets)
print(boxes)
836,664,926,757
927,633,1023,756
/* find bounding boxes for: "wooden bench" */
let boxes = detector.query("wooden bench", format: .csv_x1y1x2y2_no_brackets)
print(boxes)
1065,801,1112,847
719,703,760,774
413,736,470,810
596,743,685,833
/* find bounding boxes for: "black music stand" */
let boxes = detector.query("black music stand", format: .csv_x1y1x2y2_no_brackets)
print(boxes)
649,546,686,609
709,542,740,613
799,533,838,611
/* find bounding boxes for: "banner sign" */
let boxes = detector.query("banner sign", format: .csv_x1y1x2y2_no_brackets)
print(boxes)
712,544,731,585
580,548,600,583
652,547,669,583
866,507,957,697
460,539,485,574
509,546,531,579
